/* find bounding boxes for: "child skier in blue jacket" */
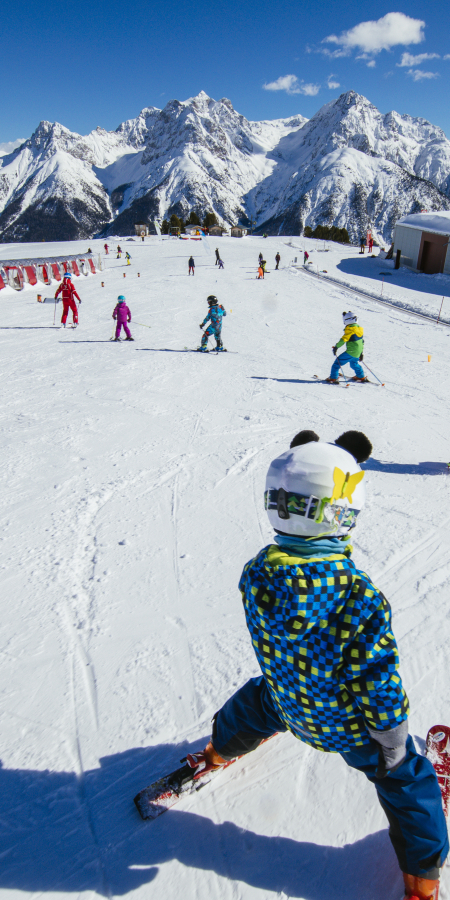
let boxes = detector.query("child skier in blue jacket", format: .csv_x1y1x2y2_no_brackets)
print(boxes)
186,431,448,900
198,294,226,351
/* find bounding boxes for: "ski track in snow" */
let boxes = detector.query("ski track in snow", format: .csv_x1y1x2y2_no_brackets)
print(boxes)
0,235,449,900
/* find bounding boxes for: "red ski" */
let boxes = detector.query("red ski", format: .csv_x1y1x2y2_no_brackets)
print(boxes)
134,737,274,821
426,725,450,818
134,755,239,820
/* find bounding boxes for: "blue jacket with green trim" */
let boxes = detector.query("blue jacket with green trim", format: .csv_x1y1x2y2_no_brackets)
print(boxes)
239,544,409,752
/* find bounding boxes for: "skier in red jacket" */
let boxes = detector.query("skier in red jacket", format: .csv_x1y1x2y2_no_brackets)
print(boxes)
55,272,81,327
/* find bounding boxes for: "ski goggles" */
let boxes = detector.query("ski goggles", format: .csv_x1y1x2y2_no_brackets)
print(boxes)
265,488,359,531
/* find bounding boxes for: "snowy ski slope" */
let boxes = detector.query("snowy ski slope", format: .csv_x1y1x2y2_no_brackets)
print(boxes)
0,235,449,900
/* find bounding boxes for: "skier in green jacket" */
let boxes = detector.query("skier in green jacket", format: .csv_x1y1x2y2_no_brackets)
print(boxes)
326,311,367,383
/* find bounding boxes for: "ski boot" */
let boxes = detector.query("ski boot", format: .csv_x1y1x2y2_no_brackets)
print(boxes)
196,346,208,352
113,337,121,342
215,340,225,352
125,336,134,341
403,873,440,900
325,377,339,384
186,742,227,778
350,376,369,383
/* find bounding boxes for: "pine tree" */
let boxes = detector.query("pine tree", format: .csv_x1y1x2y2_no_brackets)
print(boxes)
203,212,219,229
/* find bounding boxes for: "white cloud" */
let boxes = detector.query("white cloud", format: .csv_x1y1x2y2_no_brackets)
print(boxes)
397,51,440,67
367,60,376,68
407,68,439,81
444,54,450,60
327,76,340,89
300,82,321,96
0,138,25,157
323,12,425,55
263,75,320,96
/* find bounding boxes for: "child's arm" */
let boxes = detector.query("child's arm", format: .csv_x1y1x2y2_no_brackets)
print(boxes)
341,581,409,746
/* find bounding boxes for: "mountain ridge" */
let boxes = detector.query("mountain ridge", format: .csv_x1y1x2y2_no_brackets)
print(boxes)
1,90,449,243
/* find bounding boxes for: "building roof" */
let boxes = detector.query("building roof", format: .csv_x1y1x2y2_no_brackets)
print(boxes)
397,211,450,235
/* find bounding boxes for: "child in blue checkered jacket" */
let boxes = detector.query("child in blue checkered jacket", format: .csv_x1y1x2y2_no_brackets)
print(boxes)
185,430,448,900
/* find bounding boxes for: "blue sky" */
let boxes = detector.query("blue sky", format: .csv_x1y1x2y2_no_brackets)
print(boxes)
2,0,450,143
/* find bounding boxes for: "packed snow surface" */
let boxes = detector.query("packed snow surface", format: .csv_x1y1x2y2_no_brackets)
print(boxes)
1,235,449,900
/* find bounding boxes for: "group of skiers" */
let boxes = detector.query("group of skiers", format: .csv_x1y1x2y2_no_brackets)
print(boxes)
54,257,368,379
50,252,448,900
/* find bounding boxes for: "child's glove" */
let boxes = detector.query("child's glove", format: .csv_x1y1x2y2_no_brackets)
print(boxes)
332,346,337,356
199,324,204,329
368,720,408,778
359,352,364,361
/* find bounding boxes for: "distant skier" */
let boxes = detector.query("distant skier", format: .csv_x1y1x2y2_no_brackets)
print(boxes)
125,251,131,265
359,236,366,254
117,245,122,258
215,248,220,266
257,265,264,279
104,243,109,255
55,271,81,328
275,252,281,270
261,259,266,274
218,258,224,269
304,251,309,265
198,294,226,352
182,432,449,900
368,235,374,254
258,252,263,266
188,256,195,275
326,311,367,383
112,295,133,341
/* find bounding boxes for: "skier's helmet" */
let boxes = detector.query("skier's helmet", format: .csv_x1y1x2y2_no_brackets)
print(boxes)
265,441,365,537
207,295,218,306
342,310,357,326
117,295,125,302
63,271,71,279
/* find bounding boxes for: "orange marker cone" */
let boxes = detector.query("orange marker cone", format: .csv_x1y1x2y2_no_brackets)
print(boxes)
101,281,104,287
123,273,126,278
138,272,140,277
428,355,431,362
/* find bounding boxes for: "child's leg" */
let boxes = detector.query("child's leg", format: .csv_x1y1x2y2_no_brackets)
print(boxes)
123,323,132,339
348,356,365,379
201,327,212,349
212,676,287,760
69,298,78,324
340,736,448,878
115,322,122,339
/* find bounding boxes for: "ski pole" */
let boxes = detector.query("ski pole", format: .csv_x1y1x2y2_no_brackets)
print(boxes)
134,321,151,328
53,296,57,325
437,296,445,325
362,361,385,386
338,363,350,382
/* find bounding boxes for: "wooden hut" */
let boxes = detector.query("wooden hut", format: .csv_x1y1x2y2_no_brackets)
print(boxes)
393,212,450,274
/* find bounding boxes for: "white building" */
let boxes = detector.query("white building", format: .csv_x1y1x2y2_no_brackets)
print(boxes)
393,212,450,275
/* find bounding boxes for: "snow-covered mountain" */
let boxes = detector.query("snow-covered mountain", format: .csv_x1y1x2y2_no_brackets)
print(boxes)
1,90,449,243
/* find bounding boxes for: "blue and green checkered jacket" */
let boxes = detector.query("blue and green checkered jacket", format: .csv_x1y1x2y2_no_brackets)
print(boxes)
239,544,409,752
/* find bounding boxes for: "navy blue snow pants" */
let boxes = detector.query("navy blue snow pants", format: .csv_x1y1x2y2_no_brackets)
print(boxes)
212,677,449,878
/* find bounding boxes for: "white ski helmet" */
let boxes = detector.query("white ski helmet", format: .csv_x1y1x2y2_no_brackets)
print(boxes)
265,442,365,537
342,310,357,326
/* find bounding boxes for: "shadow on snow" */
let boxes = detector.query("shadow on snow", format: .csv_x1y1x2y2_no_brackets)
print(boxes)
362,459,448,475
0,743,400,898
336,257,450,300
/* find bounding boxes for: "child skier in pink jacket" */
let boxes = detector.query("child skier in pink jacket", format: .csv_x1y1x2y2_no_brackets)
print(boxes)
112,296,133,341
